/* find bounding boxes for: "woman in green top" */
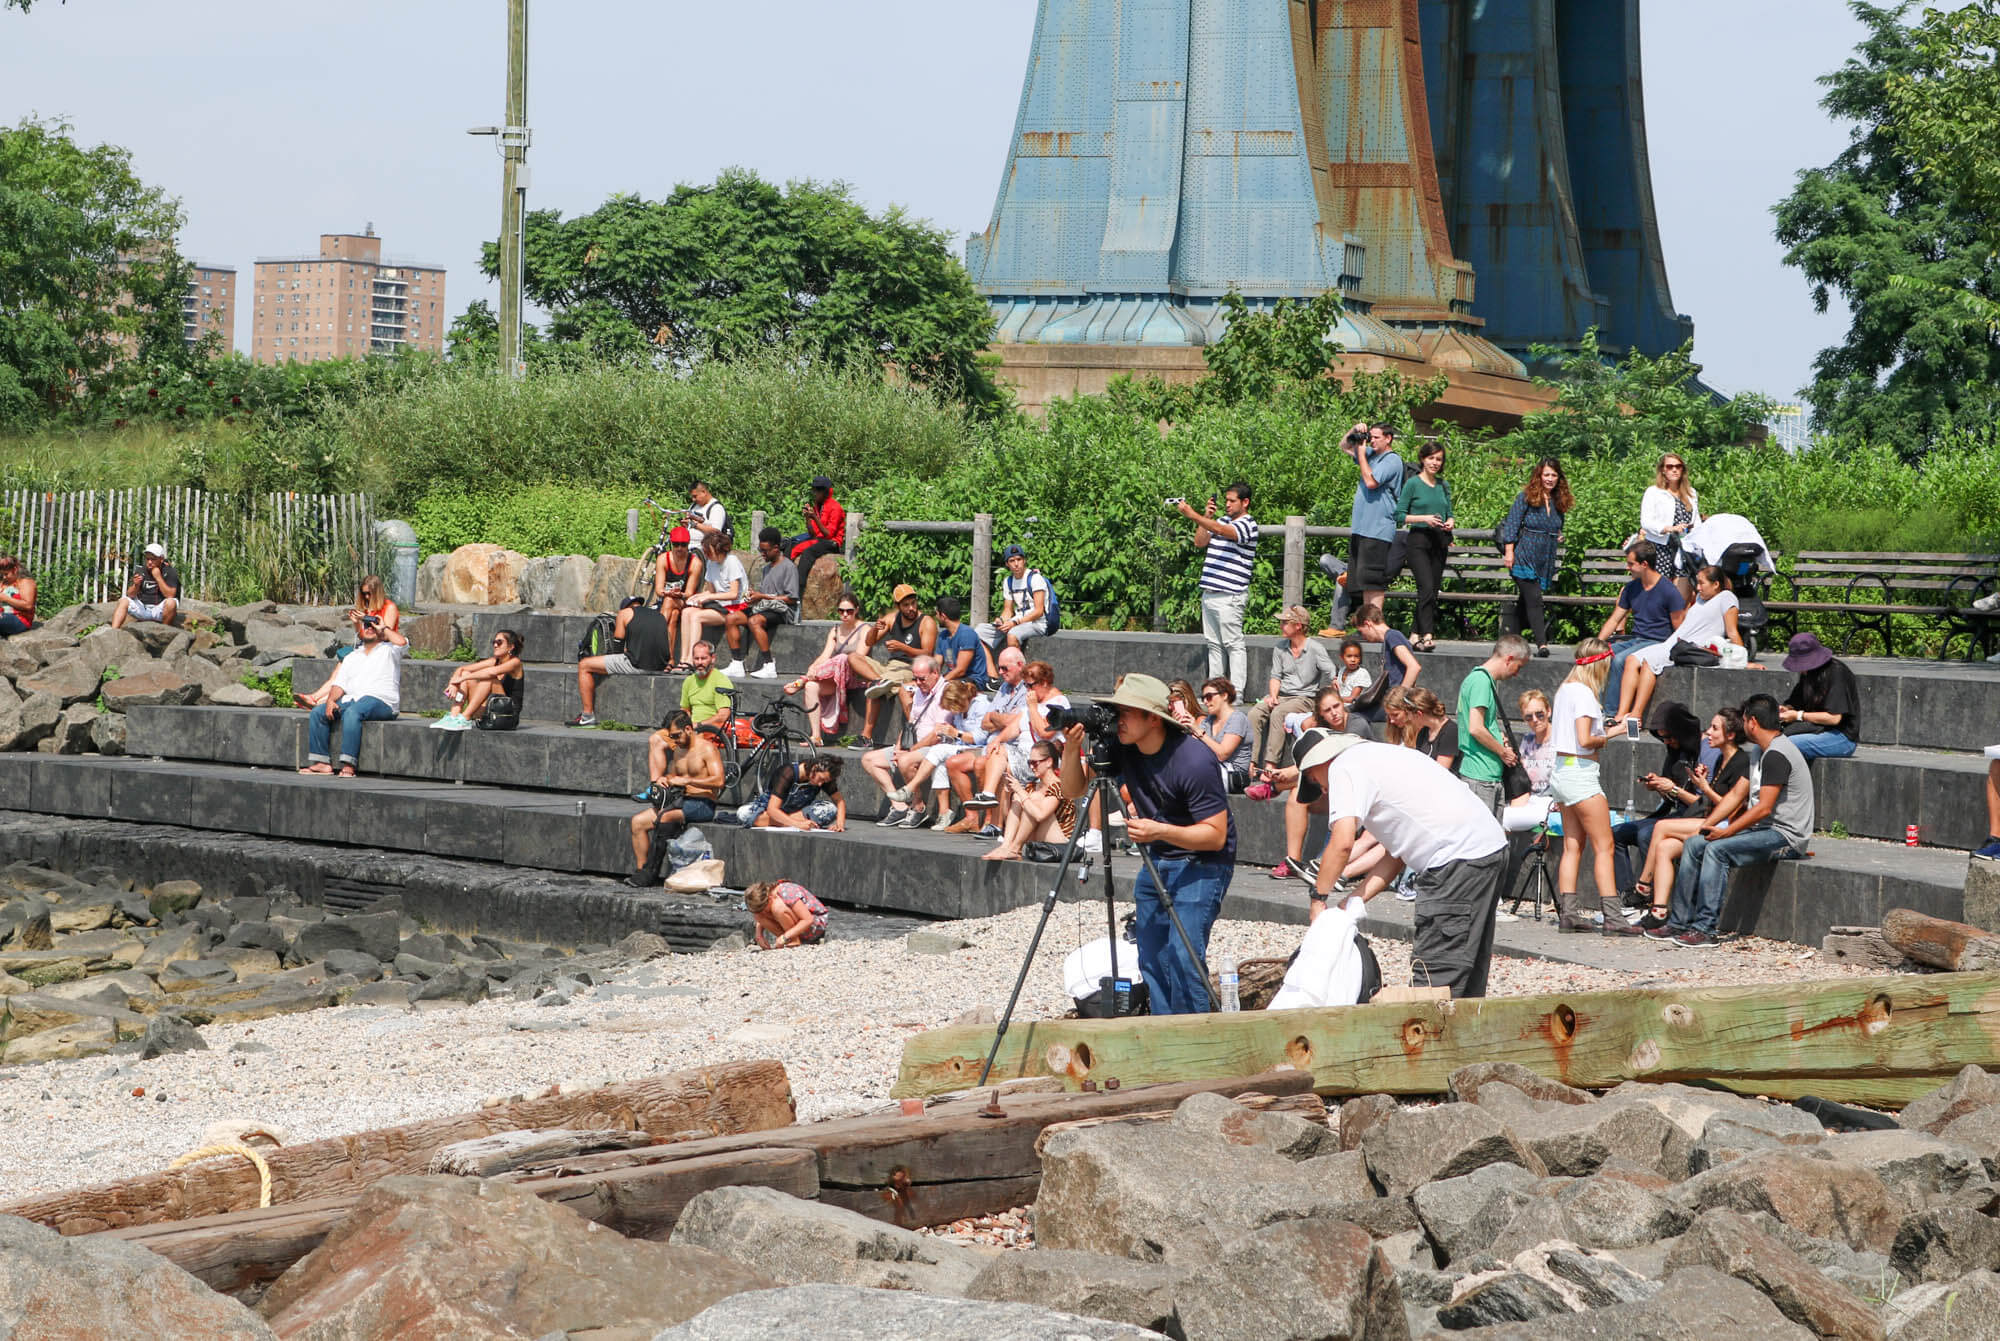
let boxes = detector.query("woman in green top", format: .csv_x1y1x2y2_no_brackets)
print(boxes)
1394,443,1455,651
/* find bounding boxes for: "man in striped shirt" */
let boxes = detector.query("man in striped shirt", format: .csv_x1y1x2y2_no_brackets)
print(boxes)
1177,482,1259,692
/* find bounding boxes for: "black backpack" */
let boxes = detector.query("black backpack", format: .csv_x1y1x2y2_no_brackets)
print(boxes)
577,613,619,660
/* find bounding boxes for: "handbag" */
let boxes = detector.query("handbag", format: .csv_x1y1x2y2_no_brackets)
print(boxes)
1481,671,1534,801
1669,643,1722,668
475,694,520,731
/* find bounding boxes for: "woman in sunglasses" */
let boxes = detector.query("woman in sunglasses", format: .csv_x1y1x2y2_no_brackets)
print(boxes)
1513,689,1556,799
784,594,872,744
652,525,705,663
433,629,525,731
1190,677,1251,793
1640,455,1703,601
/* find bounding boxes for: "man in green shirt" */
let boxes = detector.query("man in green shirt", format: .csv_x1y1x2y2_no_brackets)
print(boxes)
678,640,734,730
1456,633,1530,815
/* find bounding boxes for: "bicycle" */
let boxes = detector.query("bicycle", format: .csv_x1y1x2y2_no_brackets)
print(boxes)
629,497,700,606
698,688,821,807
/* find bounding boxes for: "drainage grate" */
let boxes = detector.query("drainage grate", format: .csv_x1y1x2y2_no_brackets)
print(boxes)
322,878,405,913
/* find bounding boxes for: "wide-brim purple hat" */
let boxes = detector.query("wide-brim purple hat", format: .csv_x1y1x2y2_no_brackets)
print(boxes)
1782,632,1833,673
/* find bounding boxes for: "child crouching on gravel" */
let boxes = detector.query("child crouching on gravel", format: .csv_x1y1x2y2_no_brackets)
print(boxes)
745,881,829,949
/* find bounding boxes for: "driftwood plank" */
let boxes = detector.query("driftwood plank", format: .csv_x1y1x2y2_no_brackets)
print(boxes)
1882,909,2000,973
10,1060,793,1235
892,973,1998,1109
427,1129,658,1177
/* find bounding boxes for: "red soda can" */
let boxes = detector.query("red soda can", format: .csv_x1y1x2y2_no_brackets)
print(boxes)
1905,824,1920,847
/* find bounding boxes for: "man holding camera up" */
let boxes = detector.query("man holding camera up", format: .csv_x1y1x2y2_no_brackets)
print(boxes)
1346,423,1405,612
1174,484,1259,693
1060,674,1235,1015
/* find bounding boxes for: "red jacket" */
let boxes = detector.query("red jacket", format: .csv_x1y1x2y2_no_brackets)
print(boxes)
791,495,845,561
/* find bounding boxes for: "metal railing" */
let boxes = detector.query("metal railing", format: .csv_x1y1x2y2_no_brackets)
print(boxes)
0,487,376,604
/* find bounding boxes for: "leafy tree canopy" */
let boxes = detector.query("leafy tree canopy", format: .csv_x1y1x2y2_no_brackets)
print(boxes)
1505,331,1775,462
1774,2,2000,448
0,116,204,425
483,169,1000,411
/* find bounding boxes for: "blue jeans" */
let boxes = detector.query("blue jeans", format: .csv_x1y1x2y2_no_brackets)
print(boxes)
1601,637,1648,713
1786,730,1856,761
1670,827,1798,934
0,611,30,636
307,695,396,766
1133,856,1232,1015
1318,552,1351,628
1611,815,1661,894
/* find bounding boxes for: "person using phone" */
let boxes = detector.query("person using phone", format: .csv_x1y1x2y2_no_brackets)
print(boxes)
685,480,728,541
109,542,181,630
1175,483,1259,694
787,475,845,581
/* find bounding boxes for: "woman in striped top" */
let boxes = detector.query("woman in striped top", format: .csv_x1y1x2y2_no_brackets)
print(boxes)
1499,458,1572,658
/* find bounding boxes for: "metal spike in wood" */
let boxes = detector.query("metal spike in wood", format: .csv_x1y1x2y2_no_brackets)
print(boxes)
894,971,2000,1109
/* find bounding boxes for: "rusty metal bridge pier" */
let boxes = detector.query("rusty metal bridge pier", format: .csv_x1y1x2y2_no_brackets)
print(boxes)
969,0,1692,418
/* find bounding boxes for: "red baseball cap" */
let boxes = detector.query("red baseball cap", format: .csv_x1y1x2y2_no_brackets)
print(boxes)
669,526,691,544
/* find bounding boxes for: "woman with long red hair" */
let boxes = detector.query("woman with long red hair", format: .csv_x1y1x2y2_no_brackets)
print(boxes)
1498,458,1572,658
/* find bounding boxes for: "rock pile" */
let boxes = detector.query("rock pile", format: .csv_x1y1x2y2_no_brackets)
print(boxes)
658,1064,2000,1339
0,600,366,755
0,860,677,1064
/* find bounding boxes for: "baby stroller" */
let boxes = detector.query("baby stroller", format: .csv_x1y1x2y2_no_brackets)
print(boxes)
1685,514,1774,661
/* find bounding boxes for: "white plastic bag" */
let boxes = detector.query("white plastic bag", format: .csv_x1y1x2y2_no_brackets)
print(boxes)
1270,897,1370,1010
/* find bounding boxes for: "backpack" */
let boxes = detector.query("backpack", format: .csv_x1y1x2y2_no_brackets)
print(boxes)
577,613,619,660
1355,932,1384,1005
1014,570,1060,633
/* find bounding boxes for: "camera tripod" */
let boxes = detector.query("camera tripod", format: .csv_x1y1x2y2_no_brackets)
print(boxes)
1506,825,1557,922
978,773,1215,1087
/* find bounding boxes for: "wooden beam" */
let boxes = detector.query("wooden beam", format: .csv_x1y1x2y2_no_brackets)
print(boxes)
7,1060,794,1236
1882,909,2000,973
893,972,2000,1109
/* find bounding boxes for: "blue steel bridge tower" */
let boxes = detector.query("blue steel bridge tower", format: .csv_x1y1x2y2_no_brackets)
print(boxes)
969,0,1692,415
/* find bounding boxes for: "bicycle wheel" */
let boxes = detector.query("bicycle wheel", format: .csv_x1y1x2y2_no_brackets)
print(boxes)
630,547,661,605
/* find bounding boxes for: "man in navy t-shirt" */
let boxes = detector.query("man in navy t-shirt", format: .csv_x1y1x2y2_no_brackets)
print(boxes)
1059,673,1235,1015
1595,539,1685,717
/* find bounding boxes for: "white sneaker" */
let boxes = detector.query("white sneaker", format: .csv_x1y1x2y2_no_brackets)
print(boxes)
1080,829,1104,856
1973,591,2000,613
750,664,779,680
724,661,747,678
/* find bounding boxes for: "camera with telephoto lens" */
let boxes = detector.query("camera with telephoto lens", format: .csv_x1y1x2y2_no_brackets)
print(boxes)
1046,702,1121,773
359,614,380,628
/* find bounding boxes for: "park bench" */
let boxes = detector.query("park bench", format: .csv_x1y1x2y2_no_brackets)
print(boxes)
1766,551,1998,659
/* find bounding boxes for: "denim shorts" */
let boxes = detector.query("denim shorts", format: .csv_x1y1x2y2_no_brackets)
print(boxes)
680,797,717,824
1549,758,1602,807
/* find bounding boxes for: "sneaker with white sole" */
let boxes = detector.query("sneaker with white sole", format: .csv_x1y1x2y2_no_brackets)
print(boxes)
876,806,910,827
865,680,901,699
565,713,598,728
446,715,476,732
428,714,458,730
894,809,928,829
1973,590,2000,613
966,791,999,809
887,786,912,804
1080,830,1104,855
1973,838,2000,862
750,663,779,679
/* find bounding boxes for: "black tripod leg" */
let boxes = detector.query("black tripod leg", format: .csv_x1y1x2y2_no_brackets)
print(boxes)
1108,789,1215,1014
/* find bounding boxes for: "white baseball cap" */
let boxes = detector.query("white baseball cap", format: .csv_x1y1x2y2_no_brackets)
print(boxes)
143,543,167,558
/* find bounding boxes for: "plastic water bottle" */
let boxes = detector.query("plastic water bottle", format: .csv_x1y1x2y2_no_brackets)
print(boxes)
1218,955,1240,1012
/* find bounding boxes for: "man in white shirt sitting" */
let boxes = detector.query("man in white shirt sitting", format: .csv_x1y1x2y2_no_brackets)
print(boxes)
296,610,408,777
1303,730,1509,997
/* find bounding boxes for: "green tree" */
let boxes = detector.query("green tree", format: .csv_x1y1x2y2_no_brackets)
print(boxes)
1504,331,1775,462
1774,3,2000,448
487,169,1000,409
0,116,197,423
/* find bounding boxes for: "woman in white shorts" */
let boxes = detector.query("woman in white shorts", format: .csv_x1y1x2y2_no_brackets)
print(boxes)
1551,638,1639,936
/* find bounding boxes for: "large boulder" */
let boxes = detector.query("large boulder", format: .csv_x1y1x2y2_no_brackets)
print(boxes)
397,610,455,658
1434,1265,1816,1340
437,543,529,606
653,1284,1172,1341
1475,1084,1696,1180
291,911,400,966
243,619,330,661
1672,1150,1902,1253
1174,1218,1406,1341
1034,1096,1377,1262
1360,1102,1543,1197
48,702,98,753
1667,1208,1888,1341
1553,1163,1693,1248
667,1185,991,1294
800,553,847,619
0,1213,275,1337
416,554,448,604
5,690,61,751
90,709,129,754
258,1175,772,1338
16,655,101,707
73,625,149,675
205,682,275,708
585,554,644,613
1888,1207,2000,1285
965,1251,1182,1335
0,641,38,680
519,554,595,612
1818,1130,1995,1215
101,668,201,710
1884,1269,2000,1340
1411,1162,1544,1266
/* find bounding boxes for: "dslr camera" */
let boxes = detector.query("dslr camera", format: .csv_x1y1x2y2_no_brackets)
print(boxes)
1046,702,1121,773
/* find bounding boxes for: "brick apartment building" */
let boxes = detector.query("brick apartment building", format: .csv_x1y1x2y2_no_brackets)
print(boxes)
184,263,235,350
251,227,446,364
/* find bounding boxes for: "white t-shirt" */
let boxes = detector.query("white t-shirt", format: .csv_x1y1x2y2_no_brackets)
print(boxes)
690,499,728,536
1551,681,1602,757
330,641,406,712
1324,742,1506,871
705,553,747,600
1015,690,1070,757
1004,570,1053,621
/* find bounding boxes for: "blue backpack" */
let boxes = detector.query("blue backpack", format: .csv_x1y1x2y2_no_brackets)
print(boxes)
1015,570,1060,634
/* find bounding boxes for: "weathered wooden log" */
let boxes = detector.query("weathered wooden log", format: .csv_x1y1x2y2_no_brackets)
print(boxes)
1881,908,2000,973
6,1060,794,1236
426,1128,658,1177
91,1070,1308,1294
1822,926,1913,972
105,1147,819,1296
894,972,2000,1109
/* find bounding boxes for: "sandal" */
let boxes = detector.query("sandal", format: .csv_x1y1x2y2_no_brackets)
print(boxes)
298,763,332,775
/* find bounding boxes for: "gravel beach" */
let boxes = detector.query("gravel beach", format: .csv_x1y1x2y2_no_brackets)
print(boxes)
0,903,1895,1203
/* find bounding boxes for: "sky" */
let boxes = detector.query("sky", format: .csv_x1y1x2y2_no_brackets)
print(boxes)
3,0,1866,403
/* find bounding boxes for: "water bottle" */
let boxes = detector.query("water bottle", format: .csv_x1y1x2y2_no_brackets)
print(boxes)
1218,955,1240,1013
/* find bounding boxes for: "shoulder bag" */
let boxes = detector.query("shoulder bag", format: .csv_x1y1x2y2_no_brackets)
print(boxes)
1479,670,1534,801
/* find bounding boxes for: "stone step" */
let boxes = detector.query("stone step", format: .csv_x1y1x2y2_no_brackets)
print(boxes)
441,612,1999,757
125,702,1995,860
3,752,1972,952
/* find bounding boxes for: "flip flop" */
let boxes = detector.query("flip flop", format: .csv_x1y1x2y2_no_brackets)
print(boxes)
298,764,332,775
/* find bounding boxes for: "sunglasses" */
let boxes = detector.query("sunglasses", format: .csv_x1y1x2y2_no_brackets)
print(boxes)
838,606,858,615
490,639,506,648
1663,463,1685,471
1523,710,1548,721
1200,691,1223,701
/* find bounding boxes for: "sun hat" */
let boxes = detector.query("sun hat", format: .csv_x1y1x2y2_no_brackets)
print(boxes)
891,583,919,603
1102,673,1177,725
1293,728,1365,804
1782,632,1833,673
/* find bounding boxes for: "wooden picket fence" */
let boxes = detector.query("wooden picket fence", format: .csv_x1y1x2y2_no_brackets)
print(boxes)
0,487,376,604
